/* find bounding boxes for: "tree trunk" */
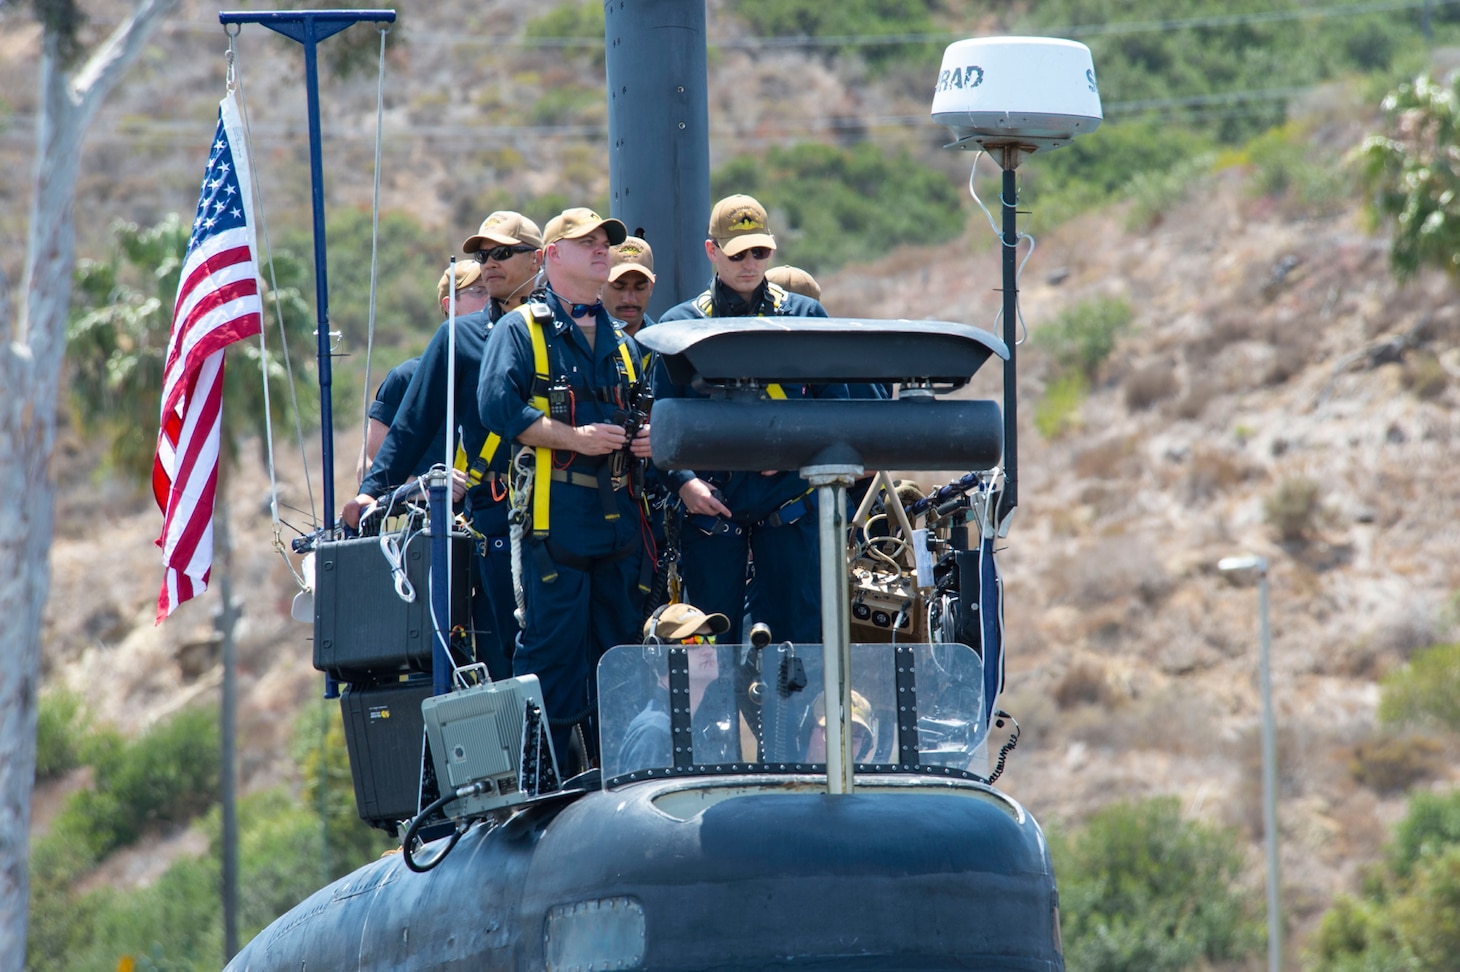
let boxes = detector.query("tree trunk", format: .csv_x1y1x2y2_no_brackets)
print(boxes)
0,2,180,966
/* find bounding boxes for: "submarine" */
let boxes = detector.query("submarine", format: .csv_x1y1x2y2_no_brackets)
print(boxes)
223,6,1101,970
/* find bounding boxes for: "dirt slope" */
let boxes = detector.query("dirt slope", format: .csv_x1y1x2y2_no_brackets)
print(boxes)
17,3,1460,963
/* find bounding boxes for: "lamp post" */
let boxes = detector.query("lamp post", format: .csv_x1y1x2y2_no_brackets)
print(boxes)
1218,554,1279,972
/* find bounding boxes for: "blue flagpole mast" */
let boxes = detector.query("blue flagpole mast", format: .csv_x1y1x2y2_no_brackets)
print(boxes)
218,9,397,534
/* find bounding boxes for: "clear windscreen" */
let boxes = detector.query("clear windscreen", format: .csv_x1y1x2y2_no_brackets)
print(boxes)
597,642,985,785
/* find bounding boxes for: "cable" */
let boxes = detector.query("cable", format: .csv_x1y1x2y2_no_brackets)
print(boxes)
401,785,477,873
967,152,1035,347
984,710,1020,787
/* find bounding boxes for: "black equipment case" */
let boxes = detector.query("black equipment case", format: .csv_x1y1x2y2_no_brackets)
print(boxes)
340,677,434,831
312,530,471,682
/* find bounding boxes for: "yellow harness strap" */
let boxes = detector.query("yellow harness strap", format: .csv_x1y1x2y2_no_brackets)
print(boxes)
522,301,638,538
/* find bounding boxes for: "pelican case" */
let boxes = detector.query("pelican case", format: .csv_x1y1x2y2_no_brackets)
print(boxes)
313,530,471,681
340,677,433,831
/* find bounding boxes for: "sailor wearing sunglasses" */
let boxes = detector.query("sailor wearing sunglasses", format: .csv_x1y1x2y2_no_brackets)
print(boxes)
651,195,848,651
343,211,545,680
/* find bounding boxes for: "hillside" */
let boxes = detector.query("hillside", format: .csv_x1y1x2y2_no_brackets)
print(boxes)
15,2,1460,967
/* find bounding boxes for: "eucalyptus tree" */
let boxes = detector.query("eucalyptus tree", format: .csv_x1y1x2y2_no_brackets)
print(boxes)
1,1,180,965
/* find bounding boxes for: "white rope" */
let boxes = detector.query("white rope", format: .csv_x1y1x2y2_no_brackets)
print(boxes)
509,447,535,627
358,23,390,478
227,26,311,589
379,523,418,603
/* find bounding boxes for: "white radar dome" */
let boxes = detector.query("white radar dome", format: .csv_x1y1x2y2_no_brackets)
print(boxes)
931,37,1102,156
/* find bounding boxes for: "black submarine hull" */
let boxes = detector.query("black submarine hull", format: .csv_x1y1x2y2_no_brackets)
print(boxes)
226,776,1062,970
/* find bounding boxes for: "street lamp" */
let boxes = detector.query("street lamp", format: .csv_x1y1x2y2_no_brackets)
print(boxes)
1218,554,1279,972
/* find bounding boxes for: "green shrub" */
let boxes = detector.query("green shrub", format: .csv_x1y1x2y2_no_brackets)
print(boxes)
525,1,606,68
1404,350,1448,400
44,788,367,972
1350,732,1447,794
1392,844,1460,967
27,715,389,972
1018,0,1441,144
711,142,964,274
1310,894,1411,972
1051,797,1262,971
1034,371,1088,440
104,705,220,836
729,0,940,72
1034,297,1132,382
1024,118,1215,225
293,700,394,875
1388,788,1460,880
1311,789,1460,971
1378,642,1460,734
1264,476,1322,542
1123,153,1215,231
35,687,89,780
31,706,219,892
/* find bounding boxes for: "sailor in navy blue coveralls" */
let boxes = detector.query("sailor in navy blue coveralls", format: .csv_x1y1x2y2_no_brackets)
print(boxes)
343,213,546,680
355,261,491,482
653,194,848,647
478,208,652,766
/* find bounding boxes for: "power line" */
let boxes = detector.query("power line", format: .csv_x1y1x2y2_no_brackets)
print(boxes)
0,83,1329,151
88,0,1460,50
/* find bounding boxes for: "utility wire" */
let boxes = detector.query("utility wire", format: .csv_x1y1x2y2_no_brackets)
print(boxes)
83,0,1460,49
0,81,1335,149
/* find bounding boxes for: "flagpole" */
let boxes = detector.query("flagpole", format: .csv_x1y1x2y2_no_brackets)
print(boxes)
218,10,397,533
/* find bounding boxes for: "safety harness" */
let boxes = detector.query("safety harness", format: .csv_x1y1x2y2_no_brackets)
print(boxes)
497,299,649,590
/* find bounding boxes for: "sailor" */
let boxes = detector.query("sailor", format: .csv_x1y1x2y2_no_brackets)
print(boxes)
617,602,735,775
602,235,656,337
342,211,546,681
356,261,492,482
478,206,652,769
652,194,848,648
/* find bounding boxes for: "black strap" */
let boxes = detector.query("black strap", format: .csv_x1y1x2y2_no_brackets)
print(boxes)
538,537,640,576
596,464,620,520
894,643,920,767
667,647,694,769
757,491,813,529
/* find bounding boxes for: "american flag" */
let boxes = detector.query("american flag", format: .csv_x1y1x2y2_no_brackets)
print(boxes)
153,93,263,623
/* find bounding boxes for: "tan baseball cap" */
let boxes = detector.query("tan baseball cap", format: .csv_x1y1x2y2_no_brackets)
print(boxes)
642,602,730,642
543,207,628,247
765,265,820,302
608,236,656,282
709,193,776,256
436,261,484,306
461,211,544,254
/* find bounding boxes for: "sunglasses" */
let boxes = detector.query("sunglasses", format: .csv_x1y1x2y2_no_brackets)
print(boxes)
681,634,716,644
725,245,773,263
475,244,535,263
